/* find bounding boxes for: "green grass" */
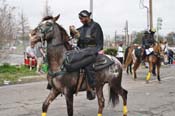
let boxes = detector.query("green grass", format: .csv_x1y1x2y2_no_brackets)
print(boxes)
0,63,37,85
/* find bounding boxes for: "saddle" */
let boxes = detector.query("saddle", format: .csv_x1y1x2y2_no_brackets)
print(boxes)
93,54,114,71
134,47,143,61
63,48,114,72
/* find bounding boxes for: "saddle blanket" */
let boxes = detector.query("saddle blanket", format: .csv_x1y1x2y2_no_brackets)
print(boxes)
145,48,154,55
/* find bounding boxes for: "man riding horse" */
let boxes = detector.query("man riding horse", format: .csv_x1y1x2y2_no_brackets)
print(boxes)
69,10,104,100
142,29,156,75
30,14,128,116
142,29,156,57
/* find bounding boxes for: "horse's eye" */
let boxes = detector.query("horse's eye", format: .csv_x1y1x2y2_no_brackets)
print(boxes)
46,22,52,26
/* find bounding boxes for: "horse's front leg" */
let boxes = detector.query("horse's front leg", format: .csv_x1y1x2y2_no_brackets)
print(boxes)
146,62,153,83
133,61,140,80
65,91,74,116
42,88,60,116
129,64,132,74
96,86,105,116
157,63,161,82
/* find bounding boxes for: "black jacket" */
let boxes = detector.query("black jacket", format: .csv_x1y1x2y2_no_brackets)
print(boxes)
77,20,104,51
142,33,155,48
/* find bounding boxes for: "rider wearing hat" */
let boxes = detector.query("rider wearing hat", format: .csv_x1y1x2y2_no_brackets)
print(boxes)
75,10,103,51
70,10,104,100
142,29,156,54
142,29,156,75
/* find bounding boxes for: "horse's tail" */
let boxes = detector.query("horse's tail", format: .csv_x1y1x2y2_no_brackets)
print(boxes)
124,46,130,64
123,46,131,69
109,62,123,107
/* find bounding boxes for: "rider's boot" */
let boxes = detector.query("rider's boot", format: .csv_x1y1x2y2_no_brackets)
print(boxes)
86,82,96,100
85,65,96,100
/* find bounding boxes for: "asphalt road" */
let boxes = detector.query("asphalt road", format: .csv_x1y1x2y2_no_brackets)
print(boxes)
0,65,175,116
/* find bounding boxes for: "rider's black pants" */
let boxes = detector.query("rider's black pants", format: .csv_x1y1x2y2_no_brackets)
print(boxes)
85,63,96,88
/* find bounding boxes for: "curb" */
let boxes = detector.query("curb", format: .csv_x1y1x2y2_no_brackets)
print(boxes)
1,74,47,86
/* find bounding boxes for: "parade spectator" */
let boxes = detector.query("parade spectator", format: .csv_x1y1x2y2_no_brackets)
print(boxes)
168,49,174,64
116,43,124,64
35,42,46,74
26,43,36,70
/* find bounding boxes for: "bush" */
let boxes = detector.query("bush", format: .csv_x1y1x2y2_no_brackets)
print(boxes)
104,48,117,56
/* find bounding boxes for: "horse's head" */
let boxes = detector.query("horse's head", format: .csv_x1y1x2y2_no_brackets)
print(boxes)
30,15,71,47
154,41,167,58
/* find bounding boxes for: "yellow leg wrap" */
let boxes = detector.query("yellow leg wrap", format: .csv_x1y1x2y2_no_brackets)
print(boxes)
146,72,151,81
97,113,102,116
123,105,128,115
42,112,46,116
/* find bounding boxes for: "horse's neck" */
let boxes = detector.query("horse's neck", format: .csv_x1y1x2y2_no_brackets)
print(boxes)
154,44,160,53
47,27,67,72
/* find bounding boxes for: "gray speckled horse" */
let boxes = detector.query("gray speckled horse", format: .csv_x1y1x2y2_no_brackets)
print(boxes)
30,15,128,116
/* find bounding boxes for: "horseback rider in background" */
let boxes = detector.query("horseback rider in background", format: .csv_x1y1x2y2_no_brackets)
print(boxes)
69,10,104,100
142,29,156,75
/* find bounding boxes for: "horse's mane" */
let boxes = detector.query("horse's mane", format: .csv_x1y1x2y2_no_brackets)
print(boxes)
42,16,69,38
42,16,54,21
57,24,69,38
56,24,72,50
42,15,72,50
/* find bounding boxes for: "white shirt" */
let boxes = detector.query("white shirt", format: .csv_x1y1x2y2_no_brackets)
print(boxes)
116,46,124,58
26,46,36,57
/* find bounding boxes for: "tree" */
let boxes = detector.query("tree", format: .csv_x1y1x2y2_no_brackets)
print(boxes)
133,31,144,44
0,0,16,48
17,10,30,50
166,32,175,45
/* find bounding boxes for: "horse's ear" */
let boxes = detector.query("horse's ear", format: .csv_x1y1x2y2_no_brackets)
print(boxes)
53,14,60,22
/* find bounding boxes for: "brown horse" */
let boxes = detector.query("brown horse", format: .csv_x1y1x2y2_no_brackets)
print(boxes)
124,42,166,83
124,44,139,74
30,15,128,116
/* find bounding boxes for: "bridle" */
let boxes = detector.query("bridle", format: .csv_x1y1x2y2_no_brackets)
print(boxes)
36,20,72,49
36,20,73,78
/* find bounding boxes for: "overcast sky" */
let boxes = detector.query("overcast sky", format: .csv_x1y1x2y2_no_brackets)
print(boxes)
6,0,175,36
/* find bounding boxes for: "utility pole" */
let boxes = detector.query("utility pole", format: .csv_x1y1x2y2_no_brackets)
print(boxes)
149,0,153,30
90,0,93,18
124,20,129,46
115,31,117,46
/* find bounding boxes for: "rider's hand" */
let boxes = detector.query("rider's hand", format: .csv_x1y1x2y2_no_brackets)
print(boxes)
69,25,80,38
69,25,76,32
